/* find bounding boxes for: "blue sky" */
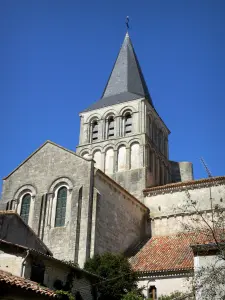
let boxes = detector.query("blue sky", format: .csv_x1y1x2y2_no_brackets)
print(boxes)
1,0,225,194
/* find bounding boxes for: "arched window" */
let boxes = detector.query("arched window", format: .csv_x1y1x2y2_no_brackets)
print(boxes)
55,187,67,227
108,116,114,137
20,194,31,224
124,113,132,135
92,120,98,141
131,143,140,169
93,150,101,169
82,152,90,159
118,145,126,171
105,148,114,174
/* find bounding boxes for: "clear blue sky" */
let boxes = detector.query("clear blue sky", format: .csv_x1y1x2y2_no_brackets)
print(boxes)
1,0,225,194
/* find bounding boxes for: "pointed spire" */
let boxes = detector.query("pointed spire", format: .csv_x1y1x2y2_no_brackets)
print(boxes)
102,32,152,102
83,33,153,112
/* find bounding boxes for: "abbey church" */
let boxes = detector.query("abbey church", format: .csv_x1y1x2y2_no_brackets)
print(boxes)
1,32,225,299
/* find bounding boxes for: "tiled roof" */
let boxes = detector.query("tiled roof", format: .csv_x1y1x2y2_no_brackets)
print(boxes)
130,233,206,274
0,270,57,298
83,32,154,112
143,176,225,194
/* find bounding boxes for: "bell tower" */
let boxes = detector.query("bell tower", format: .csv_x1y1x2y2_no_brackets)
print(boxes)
76,33,170,200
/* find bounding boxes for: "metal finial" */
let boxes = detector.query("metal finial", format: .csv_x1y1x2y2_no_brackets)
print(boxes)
200,157,212,178
126,16,130,30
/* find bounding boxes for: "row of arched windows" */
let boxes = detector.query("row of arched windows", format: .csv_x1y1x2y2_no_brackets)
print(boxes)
6,183,82,229
17,187,68,227
90,112,132,142
82,142,141,174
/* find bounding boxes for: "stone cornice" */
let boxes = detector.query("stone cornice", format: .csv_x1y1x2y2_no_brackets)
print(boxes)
143,176,225,197
136,268,193,279
150,207,225,221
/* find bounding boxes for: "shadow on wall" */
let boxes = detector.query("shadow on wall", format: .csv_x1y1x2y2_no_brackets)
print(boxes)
170,161,194,183
170,161,182,183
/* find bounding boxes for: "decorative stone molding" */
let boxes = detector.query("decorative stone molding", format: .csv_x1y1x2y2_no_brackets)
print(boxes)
48,177,74,193
13,184,37,200
144,176,225,197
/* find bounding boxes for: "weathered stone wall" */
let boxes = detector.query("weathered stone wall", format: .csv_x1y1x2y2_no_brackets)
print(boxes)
77,98,171,200
170,161,194,182
144,179,225,236
92,171,149,255
44,260,93,300
1,142,94,267
0,213,49,254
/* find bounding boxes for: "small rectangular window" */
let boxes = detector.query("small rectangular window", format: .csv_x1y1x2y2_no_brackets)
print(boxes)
125,114,132,135
92,121,98,141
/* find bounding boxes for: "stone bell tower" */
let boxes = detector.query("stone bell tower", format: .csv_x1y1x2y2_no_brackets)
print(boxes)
76,32,171,200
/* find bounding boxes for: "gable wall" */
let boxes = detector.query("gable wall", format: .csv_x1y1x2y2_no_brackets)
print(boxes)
1,143,94,265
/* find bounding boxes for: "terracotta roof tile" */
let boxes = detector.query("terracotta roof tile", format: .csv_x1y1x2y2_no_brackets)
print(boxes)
130,233,207,273
0,270,57,298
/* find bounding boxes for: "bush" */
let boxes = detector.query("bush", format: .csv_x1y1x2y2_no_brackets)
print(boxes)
84,253,138,300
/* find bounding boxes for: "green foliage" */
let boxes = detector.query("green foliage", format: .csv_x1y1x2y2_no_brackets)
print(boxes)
62,259,79,268
121,291,143,300
55,290,75,300
157,291,184,300
84,253,138,300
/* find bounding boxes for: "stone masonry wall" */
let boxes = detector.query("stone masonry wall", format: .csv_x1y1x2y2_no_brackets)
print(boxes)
1,142,94,267
144,180,225,236
92,171,149,255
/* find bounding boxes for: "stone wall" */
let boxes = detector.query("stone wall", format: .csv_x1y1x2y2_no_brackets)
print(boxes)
1,141,94,267
144,178,225,236
138,275,191,298
44,260,94,300
77,98,170,200
0,212,50,254
92,170,149,255
170,161,194,183
0,252,23,276
0,248,95,300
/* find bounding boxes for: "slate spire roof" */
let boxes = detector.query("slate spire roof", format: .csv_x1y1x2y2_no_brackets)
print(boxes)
83,32,153,112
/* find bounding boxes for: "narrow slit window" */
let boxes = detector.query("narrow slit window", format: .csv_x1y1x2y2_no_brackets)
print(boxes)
55,187,67,227
124,113,132,135
92,120,98,141
20,194,31,224
108,116,114,137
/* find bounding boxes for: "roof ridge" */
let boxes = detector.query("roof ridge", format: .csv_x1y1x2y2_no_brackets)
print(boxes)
3,140,93,180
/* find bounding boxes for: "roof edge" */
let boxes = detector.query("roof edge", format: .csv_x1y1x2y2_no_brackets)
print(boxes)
94,168,148,211
0,211,53,255
3,140,93,180
144,175,225,195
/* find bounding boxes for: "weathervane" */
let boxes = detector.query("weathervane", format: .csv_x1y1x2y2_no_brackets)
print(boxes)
126,16,130,30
